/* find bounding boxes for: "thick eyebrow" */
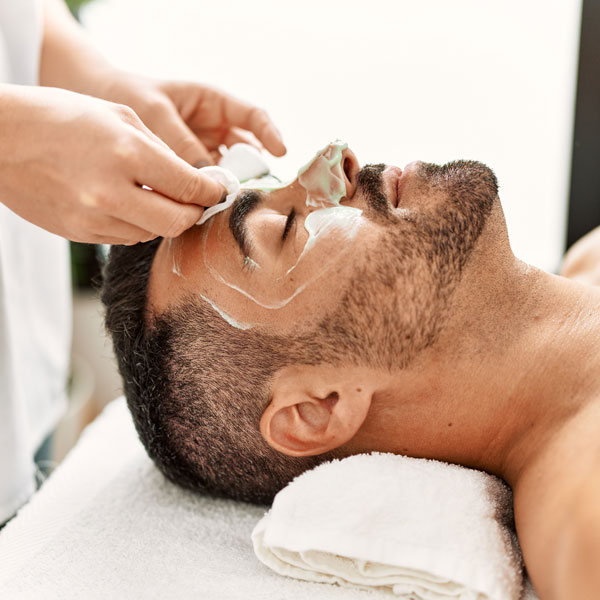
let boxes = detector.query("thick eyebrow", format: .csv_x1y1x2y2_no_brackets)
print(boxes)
228,189,266,259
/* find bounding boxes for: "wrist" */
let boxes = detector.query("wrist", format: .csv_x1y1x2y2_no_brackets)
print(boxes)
75,64,127,100
92,70,164,117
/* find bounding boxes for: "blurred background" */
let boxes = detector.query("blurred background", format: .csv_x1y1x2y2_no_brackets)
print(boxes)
58,0,591,461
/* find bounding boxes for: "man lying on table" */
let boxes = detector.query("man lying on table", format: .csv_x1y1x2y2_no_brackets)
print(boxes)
102,141,600,599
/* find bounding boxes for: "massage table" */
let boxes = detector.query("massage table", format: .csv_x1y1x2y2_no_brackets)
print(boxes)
0,398,539,599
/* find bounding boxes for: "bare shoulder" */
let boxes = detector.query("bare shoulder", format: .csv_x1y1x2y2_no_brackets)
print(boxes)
561,225,600,286
513,401,600,599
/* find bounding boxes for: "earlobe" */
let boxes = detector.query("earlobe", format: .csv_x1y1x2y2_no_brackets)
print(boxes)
260,366,373,457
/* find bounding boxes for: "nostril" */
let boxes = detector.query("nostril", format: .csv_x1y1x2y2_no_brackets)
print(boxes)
343,157,352,182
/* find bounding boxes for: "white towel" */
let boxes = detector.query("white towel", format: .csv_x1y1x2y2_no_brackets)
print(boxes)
252,453,524,600
0,400,398,600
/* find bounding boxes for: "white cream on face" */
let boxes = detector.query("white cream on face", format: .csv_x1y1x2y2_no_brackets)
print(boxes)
201,204,364,310
167,236,185,278
199,140,365,328
199,294,253,330
285,205,363,276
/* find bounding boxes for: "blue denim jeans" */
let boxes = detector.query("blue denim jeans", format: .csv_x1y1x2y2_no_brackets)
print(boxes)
0,431,55,531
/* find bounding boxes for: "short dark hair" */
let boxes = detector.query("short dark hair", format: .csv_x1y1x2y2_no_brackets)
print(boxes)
101,240,334,505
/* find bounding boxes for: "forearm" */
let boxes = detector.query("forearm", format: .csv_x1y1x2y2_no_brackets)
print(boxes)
39,0,114,96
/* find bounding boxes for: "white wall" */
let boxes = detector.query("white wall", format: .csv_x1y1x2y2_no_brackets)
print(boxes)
83,0,581,272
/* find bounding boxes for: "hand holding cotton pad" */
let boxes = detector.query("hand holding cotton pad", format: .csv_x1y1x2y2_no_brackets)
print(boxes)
196,166,240,225
196,144,270,225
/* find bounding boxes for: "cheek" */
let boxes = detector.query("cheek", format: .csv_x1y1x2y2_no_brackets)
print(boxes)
290,212,385,278
200,211,380,316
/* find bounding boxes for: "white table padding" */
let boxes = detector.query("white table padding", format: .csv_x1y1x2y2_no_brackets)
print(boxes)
0,398,539,599
0,398,394,599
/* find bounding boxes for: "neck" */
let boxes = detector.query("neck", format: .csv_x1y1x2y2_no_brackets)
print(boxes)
347,262,600,488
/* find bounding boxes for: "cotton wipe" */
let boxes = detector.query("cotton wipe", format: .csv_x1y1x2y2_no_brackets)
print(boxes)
219,143,270,182
196,166,240,225
196,144,270,225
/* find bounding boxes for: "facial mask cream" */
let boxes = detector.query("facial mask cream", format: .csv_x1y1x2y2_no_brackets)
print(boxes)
198,140,364,327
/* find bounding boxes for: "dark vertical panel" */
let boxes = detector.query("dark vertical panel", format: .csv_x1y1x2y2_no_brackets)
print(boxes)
567,0,600,249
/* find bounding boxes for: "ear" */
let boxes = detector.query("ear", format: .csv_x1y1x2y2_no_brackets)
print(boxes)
259,365,374,457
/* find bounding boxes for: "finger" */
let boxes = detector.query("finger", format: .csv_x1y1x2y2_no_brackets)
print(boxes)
111,185,205,238
92,216,157,244
221,127,263,152
64,209,157,245
117,102,172,151
70,233,146,246
192,126,262,154
134,137,226,208
153,102,215,167
218,94,286,157
97,237,142,246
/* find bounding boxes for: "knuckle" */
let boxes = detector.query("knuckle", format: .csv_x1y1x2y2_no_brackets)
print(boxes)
143,97,171,122
114,102,138,122
113,136,141,164
84,188,112,212
172,135,199,158
250,106,269,126
79,191,99,209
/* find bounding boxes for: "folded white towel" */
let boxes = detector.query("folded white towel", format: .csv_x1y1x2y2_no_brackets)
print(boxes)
252,453,523,600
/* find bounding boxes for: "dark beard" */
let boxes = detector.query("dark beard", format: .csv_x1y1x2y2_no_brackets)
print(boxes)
311,159,498,371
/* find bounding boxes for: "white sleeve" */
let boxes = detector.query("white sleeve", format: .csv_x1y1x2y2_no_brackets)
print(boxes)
0,0,43,86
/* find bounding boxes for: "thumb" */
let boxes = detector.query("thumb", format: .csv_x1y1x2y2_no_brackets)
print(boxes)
135,142,227,208
158,103,214,167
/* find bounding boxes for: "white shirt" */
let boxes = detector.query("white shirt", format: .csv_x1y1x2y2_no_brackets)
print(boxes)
0,0,72,524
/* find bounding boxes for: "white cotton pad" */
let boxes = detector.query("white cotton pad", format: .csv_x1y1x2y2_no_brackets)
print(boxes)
196,166,241,225
218,143,270,182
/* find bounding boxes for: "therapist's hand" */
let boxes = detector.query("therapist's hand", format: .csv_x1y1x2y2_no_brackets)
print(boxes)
0,84,226,245
97,71,287,167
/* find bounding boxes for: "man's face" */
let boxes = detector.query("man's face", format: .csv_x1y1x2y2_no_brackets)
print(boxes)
149,142,499,360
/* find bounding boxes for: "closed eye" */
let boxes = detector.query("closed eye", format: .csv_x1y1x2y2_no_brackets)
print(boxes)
282,208,296,241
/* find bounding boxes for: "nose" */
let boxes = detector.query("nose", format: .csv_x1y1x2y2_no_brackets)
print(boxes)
341,148,360,200
270,145,361,213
